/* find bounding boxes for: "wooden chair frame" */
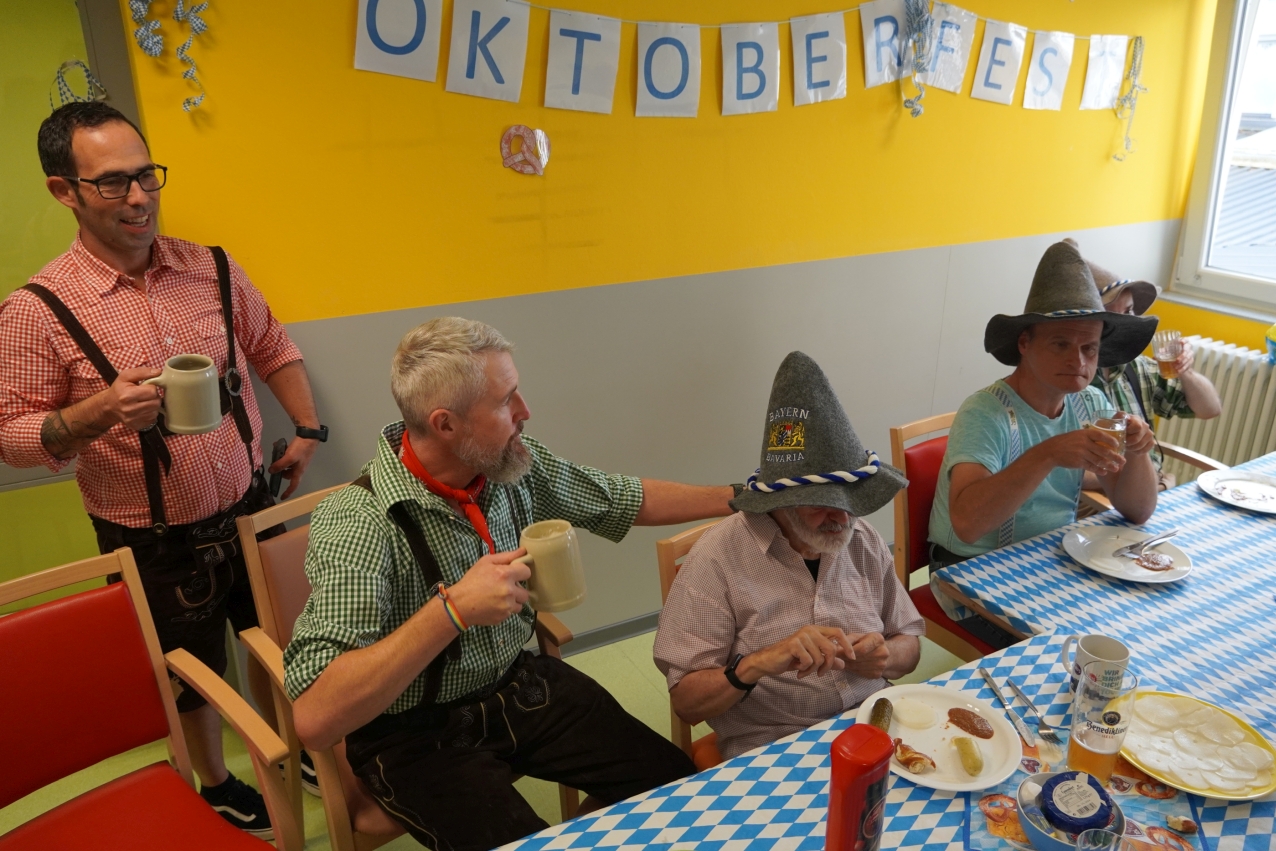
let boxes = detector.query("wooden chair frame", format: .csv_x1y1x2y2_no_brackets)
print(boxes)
655,521,723,764
889,412,986,663
0,549,301,851
237,485,579,851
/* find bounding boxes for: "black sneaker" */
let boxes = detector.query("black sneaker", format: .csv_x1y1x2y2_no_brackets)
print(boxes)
200,773,273,839
299,750,321,797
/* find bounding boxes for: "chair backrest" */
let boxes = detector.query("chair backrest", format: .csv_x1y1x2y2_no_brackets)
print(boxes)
890,412,956,584
239,484,346,646
656,521,722,604
0,549,190,809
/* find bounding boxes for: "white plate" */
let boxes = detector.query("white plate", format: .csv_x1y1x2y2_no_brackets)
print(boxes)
1061,527,1193,583
1197,470,1276,515
854,683,1021,792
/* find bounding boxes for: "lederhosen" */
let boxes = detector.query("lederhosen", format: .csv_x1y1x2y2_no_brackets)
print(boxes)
24,246,280,709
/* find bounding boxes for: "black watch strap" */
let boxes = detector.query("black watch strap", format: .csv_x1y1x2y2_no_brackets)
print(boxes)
724,653,756,693
296,424,329,442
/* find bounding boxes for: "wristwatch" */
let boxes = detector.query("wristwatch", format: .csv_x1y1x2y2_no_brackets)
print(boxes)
724,653,756,694
295,425,329,442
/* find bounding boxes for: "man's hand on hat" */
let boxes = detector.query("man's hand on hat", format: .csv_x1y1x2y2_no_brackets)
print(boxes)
741,625,852,682
448,548,532,627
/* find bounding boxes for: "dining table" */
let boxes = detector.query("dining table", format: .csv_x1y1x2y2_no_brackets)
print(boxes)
500,631,1271,851
499,455,1276,851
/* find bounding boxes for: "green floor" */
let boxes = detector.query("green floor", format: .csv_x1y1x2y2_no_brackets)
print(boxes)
0,631,963,848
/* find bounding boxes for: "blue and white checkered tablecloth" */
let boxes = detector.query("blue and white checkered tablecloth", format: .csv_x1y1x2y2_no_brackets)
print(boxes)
934,454,1276,745
501,633,1272,851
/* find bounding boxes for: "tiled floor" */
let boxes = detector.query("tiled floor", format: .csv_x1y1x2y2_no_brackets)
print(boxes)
1,632,963,849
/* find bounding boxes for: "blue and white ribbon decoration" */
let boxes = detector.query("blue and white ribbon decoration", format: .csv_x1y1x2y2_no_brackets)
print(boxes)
745,451,881,493
173,0,209,111
901,0,933,118
50,60,108,110
129,0,163,58
1098,279,1132,297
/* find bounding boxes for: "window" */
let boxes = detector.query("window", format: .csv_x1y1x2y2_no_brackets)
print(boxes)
1175,0,1276,308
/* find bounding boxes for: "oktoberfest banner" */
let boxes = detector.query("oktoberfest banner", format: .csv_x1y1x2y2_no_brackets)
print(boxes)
352,0,1139,121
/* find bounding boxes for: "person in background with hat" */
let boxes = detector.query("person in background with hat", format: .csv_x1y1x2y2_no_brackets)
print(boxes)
927,241,1160,648
653,352,924,760
1071,239,1221,493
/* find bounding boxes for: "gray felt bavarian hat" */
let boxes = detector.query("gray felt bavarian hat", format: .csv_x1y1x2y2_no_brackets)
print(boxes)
984,241,1158,369
729,351,907,517
1062,238,1162,316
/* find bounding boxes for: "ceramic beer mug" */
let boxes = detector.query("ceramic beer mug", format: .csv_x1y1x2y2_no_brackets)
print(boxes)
1060,634,1130,690
143,354,221,435
514,519,586,612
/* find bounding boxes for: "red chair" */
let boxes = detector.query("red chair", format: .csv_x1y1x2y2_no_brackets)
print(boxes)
0,548,300,851
889,413,995,662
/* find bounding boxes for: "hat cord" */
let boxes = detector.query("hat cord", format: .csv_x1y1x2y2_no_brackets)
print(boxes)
745,451,881,493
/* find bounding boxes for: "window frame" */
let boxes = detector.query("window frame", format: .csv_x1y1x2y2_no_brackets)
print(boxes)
1173,0,1276,312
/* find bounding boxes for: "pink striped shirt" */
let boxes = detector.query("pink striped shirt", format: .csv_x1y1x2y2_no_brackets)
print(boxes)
654,511,925,759
0,235,302,527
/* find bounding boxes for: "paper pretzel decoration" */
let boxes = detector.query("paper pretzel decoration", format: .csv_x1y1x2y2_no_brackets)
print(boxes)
501,125,551,175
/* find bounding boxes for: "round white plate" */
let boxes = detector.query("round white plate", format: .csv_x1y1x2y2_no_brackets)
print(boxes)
1197,469,1276,515
854,683,1021,792
1061,527,1193,583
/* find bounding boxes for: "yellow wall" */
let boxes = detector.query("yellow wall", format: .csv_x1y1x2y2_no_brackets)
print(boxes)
1157,301,1272,348
123,0,1216,323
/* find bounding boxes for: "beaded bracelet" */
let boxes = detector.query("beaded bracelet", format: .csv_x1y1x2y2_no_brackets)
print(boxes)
435,582,469,633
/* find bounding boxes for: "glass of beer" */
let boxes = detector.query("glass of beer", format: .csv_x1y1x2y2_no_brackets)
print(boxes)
1087,409,1127,454
1068,661,1138,785
1153,330,1182,380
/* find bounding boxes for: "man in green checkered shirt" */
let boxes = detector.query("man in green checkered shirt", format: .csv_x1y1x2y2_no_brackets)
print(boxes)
283,317,735,851
1074,240,1221,490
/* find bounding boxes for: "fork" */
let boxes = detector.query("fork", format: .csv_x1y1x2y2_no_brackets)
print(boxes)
1111,529,1179,559
1005,679,1063,745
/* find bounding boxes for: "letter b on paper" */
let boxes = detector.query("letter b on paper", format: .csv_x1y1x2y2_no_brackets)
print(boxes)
355,0,443,82
721,23,779,115
544,9,621,113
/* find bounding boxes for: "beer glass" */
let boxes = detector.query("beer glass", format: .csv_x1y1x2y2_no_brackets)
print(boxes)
1068,661,1138,785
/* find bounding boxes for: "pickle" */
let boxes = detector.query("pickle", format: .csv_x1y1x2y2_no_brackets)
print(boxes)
954,736,984,776
868,697,893,733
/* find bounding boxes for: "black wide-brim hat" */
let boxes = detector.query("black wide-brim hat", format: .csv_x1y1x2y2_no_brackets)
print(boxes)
984,241,1158,368
730,352,907,517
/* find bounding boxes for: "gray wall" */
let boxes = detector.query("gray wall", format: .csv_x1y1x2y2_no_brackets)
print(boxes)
255,219,1179,636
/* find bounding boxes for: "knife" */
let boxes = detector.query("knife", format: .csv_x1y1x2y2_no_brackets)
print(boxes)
978,667,1037,748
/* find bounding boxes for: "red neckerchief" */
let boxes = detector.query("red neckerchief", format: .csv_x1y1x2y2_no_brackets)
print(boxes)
399,432,495,554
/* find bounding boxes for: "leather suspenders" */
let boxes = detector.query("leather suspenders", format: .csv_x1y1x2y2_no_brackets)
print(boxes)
22,246,255,535
350,474,462,704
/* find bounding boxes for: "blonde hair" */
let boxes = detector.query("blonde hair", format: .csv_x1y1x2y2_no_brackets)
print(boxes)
391,317,514,434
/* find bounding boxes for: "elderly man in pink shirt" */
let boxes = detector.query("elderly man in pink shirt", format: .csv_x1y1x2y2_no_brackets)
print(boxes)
654,352,924,759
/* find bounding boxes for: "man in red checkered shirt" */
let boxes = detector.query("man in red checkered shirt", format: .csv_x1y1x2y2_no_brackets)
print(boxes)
0,102,323,838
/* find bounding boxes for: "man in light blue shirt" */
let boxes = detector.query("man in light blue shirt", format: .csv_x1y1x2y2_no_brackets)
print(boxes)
928,241,1160,646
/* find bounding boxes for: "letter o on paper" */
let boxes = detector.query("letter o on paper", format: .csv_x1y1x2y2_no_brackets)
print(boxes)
366,0,427,55
643,36,689,100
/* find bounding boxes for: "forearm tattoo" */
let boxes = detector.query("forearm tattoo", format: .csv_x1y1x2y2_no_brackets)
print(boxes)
40,409,112,460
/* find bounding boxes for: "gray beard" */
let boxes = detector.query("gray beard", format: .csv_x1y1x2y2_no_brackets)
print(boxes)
777,507,855,554
456,430,533,483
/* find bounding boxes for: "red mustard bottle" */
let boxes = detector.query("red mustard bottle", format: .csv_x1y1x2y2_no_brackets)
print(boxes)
826,724,893,851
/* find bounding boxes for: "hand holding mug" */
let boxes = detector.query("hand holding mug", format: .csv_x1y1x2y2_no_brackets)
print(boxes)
107,366,163,431
1122,413,1156,456
449,548,531,626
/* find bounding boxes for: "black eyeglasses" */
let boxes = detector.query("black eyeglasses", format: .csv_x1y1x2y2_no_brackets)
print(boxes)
60,165,167,200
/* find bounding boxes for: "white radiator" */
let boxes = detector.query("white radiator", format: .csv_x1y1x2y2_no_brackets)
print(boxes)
1156,335,1276,485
